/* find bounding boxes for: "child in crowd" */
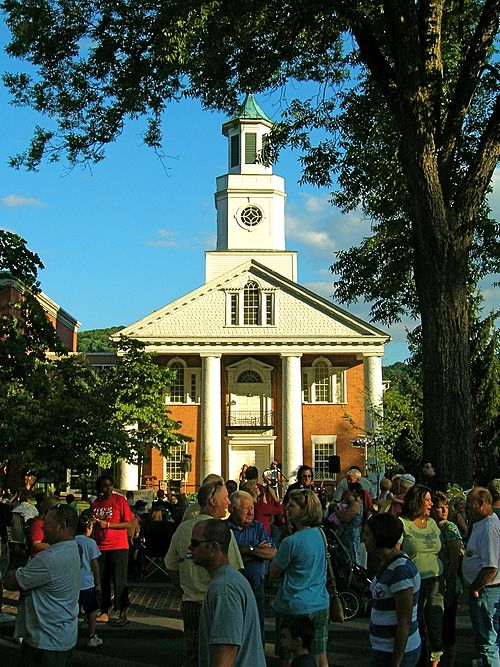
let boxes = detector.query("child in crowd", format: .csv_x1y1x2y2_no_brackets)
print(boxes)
280,615,316,667
376,477,394,512
75,516,103,648
325,497,349,533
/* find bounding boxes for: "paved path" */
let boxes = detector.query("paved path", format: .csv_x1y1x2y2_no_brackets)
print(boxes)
1,578,477,666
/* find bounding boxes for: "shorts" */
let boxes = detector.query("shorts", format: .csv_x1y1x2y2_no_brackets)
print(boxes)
275,608,329,658
79,587,99,615
0,540,9,579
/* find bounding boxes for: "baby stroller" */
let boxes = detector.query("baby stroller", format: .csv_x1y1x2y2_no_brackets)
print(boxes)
322,523,372,620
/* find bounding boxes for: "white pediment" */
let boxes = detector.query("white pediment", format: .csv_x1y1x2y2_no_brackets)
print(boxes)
116,261,389,347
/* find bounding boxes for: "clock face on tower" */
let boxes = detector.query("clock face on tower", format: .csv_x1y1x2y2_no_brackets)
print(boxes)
238,205,263,229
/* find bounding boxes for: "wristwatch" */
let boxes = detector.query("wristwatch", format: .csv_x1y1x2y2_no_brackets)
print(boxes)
248,545,254,553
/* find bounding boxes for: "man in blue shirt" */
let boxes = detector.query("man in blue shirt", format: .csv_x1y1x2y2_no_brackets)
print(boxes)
227,490,276,640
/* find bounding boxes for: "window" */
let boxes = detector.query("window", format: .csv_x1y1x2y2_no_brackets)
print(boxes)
169,362,184,403
230,133,240,168
265,292,273,325
313,361,330,402
237,370,262,383
164,443,188,480
225,282,275,326
230,293,238,325
312,436,337,480
239,205,263,228
166,359,200,403
302,359,347,404
245,133,257,164
243,281,259,325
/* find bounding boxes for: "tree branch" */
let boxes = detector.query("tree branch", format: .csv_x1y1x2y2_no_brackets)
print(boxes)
440,0,500,180
417,0,444,135
456,92,500,222
335,1,400,117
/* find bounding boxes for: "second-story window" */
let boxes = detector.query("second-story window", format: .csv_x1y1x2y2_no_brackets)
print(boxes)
225,281,275,327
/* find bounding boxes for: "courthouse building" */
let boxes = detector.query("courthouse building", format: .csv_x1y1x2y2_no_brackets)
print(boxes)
115,95,389,491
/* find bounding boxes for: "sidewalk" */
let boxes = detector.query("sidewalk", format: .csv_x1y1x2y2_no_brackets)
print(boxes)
1,577,477,666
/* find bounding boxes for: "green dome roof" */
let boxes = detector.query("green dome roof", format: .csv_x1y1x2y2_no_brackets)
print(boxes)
224,93,272,126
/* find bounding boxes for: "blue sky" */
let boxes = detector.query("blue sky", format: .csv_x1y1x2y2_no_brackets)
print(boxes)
1,27,498,365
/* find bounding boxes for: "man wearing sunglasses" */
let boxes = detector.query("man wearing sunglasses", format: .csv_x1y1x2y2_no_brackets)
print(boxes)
190,519,266,667
165,480,243,667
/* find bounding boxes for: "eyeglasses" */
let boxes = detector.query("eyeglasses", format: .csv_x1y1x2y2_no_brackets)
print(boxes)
190,538,221,548
208,481,224,500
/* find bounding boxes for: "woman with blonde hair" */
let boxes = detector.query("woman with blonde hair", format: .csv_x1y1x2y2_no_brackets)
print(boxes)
270,489,329,667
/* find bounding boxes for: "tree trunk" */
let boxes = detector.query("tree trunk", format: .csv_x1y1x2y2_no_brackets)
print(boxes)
412,205,474,488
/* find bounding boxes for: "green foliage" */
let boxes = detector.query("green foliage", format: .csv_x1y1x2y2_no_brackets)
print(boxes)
77,326,124,352
470,307,500,481
0,231,64,375
0,339,188,482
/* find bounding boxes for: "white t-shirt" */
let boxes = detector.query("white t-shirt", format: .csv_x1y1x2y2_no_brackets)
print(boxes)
15,540,80,651
462,513,500,586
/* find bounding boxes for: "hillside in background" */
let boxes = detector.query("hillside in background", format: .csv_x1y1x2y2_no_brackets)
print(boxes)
77,326,124,352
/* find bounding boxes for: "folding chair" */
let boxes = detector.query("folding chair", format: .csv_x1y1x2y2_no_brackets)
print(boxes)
139,521,176,580
8,512,28,553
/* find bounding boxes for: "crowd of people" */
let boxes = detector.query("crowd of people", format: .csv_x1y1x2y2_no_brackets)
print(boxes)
0,461,499,667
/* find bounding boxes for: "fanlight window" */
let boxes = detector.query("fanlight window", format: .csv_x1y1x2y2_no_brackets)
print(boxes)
237,370,262,383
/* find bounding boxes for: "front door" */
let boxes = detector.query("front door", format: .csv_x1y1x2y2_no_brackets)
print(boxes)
228,444,272,485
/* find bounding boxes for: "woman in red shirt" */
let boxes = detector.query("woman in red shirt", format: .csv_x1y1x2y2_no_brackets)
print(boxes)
29,495,60,557
91,475,134,626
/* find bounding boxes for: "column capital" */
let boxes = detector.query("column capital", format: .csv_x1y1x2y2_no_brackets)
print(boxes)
200,352,222,359
279,352,303,359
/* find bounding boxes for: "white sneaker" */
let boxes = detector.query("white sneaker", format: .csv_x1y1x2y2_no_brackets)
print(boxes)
0,613,15,623
87,634,103,648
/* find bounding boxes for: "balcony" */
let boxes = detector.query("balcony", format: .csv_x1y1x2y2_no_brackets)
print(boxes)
225,410,275,429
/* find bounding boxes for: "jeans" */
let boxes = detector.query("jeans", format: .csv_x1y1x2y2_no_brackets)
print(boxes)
19,644,74,667
181,600,202,667
469,586,500,667
370,647,421,666
418,576,444,654
253,580,266,642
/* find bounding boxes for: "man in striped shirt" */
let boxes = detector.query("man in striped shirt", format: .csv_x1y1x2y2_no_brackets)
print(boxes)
363,513,421,667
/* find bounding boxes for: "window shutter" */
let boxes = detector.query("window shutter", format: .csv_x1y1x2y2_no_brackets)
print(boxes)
245,133,257,164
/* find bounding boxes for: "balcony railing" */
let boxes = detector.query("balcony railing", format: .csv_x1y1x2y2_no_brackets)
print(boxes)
226,410,275,428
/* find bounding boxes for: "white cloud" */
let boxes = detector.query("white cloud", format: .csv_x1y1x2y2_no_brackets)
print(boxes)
286,193,371,262
303,280,334,299
2,194,47,208
145,229,177,248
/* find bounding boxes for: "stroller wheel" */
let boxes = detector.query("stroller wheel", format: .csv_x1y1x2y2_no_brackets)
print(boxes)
339,590,360,620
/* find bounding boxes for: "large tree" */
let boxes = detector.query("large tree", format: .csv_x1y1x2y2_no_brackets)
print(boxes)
2,1,499,485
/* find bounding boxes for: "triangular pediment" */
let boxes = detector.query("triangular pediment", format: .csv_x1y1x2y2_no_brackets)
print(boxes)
116,260,389,347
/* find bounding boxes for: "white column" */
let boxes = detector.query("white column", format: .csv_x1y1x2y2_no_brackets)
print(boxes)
364,354,383,431
200,353,222,481
281,353,303,480
116,462,139,491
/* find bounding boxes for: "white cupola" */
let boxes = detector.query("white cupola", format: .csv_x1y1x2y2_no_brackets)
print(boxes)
206,94,297,283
